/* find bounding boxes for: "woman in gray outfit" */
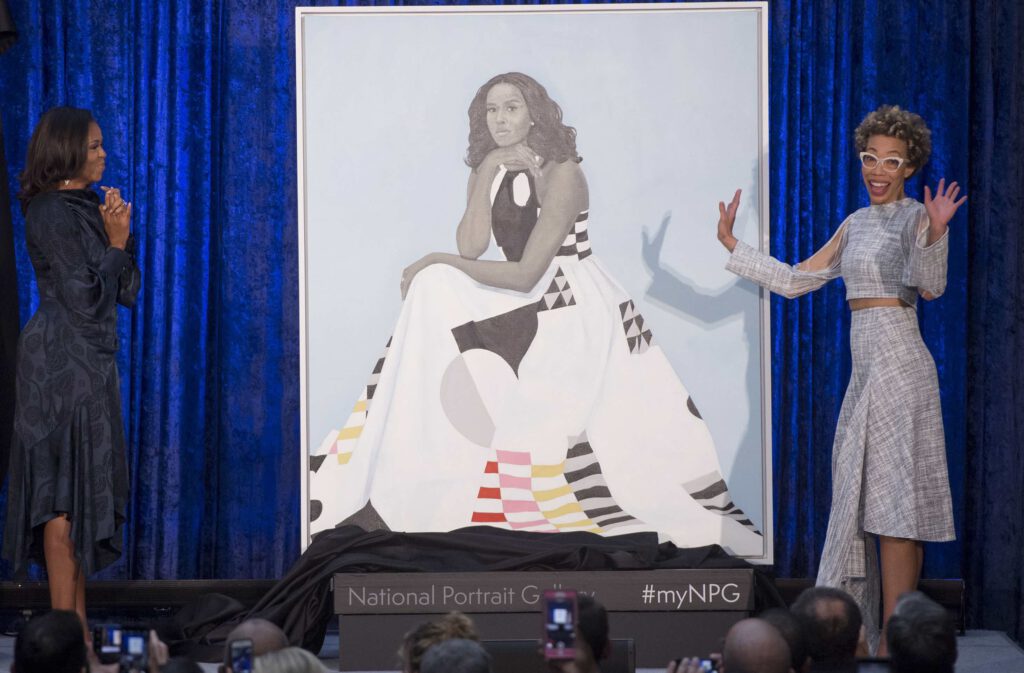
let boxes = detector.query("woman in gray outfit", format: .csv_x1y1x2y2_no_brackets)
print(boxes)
716,105,965,655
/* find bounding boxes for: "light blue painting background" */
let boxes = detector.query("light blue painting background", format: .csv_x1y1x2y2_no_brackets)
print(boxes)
300,6,767,550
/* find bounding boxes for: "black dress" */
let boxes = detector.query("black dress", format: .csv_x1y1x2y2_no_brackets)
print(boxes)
2,189,140,577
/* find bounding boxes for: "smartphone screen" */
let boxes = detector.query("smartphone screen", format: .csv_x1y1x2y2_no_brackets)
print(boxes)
115,630,147,673
542,589,577,660
93,625,123,665
230,638,255,673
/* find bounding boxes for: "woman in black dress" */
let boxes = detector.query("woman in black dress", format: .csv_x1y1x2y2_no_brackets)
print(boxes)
2,107,139,634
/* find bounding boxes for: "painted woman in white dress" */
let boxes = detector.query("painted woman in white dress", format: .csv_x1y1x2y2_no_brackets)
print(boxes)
309,72,763,555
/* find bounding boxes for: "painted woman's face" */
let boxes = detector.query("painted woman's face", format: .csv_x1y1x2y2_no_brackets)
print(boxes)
861,134,914,205
486,83,532,147
76,121,107,185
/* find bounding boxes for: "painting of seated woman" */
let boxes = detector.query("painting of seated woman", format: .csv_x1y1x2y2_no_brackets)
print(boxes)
308,72,763,555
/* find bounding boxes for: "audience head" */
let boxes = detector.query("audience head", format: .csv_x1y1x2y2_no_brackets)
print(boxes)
791,587,862,665
758,607,809,673
222,618,290,671
252,647,325,673
886,591,957,673
399,611,479,673
573,594,610,673
721,618,792,673
12,610,87,673
420,638,492,673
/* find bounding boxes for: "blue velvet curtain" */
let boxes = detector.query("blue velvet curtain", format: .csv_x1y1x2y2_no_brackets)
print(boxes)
0,0,303,580
0,0,1021,644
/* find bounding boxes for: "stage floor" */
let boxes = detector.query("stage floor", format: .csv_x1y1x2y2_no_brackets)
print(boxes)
1,630,1022,673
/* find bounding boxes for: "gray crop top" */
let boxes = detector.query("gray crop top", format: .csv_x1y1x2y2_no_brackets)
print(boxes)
725,198,948,307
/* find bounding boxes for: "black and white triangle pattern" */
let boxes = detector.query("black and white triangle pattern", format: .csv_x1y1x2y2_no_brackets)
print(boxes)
619,300,653,354
537,267,576,312
682,471,762,536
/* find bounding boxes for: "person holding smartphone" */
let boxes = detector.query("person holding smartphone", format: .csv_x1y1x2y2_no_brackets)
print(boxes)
2,106,140,637
546,593,610,673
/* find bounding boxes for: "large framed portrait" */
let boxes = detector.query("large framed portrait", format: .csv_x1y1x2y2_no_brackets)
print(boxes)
297,2,772,561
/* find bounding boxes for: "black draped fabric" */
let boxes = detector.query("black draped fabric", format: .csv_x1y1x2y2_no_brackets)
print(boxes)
167,526,781,661
2,189,140,578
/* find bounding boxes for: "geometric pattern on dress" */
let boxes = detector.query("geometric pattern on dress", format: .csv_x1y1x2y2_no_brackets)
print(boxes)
451,269,577,378
681,470,762,536
536,267,577,312
556,211,593,260
686,396,703,419
563,432,642,530
619,300,654,354
315,336,392,467
470,432,641,533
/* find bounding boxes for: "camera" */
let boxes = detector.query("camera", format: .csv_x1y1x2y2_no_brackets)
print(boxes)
230,637,255,673
672,656,719,672
541,589,578,661
92,625,148,673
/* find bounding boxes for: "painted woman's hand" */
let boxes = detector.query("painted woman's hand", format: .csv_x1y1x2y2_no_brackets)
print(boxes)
485,143,543,178
99,185,131,249
716,188,741,252
923,178,966,237
401,253,438,299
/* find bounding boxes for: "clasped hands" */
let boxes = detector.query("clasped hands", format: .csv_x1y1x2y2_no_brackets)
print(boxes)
99,185,132,250
486,143,544,179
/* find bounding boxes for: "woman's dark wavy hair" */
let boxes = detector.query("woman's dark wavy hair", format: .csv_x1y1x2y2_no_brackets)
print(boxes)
18,106,95,211
465,72,581,169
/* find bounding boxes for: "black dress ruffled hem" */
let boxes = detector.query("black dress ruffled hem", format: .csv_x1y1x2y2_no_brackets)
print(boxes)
3,394,129,579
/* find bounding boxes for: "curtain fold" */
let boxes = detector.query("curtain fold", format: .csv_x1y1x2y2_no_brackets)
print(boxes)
0,0,1021,644
962,0,1024,646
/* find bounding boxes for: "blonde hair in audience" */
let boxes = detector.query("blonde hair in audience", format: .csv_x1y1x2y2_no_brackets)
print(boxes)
399,611,479,673
253,647,326,673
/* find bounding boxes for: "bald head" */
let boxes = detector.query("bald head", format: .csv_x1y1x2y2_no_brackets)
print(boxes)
722,619,792,673
223,619,289,665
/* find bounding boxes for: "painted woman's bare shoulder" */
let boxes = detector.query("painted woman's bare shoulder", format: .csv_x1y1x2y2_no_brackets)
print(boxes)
543,159,587,191
545,158,584,179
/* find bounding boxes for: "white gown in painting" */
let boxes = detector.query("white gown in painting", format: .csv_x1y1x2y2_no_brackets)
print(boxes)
309,166,762,555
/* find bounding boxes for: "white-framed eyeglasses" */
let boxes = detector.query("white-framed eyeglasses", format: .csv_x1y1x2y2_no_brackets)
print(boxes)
860,152,907,172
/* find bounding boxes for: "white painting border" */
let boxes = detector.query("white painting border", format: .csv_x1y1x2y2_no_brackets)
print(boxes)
296,2,773,562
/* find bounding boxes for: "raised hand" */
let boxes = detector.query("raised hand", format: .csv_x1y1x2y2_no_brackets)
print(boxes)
99,185,131,250
716,188,742,252
923,178,967,233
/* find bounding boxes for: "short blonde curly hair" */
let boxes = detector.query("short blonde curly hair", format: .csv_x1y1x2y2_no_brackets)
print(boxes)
854,105,932,169
399,612,479,673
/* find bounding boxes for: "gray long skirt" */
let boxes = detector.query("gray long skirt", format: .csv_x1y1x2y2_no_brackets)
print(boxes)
816,306,955,651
